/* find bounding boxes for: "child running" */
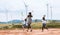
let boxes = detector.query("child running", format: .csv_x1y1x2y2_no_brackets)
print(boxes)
26,12,33,32
42,15,48,32
22,19,27,31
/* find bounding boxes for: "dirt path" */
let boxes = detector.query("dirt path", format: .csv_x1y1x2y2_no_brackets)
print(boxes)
0,28,60,35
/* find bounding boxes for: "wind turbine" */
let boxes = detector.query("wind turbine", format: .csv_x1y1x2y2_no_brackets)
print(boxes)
50,6,52,21
5,8,8,23
21,11,23,20
46,3,49,20
23,0,28,16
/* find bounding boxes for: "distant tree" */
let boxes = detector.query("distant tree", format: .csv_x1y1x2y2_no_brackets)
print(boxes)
49,20,56,23
35,19,37,22
52,20,56,23
12,24,14,26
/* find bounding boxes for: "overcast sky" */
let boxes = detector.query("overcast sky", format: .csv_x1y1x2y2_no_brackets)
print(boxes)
0,0,60,22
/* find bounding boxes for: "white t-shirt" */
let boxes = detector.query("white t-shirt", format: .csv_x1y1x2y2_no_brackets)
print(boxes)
27,17,32,24
42,20,46,24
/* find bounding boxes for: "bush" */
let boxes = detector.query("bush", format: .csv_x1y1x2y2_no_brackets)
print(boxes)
2,26,9,29
31,23,42,29
47,23,60,28
12,25,22,28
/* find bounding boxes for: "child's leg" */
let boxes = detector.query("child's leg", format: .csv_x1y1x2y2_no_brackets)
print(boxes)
22,24,25,31
42,27,44,32
42,24,45,32
45,25,48,30
27,27,29,32
29,24,32,32
22,25,25,31
46,27,48,30
30,26,32,32
28,23,32,32
27,24,32,32
26,24,29,32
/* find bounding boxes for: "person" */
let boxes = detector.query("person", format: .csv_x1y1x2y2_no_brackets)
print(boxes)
22,19,27,31
42,15,48,32
26,12,33,32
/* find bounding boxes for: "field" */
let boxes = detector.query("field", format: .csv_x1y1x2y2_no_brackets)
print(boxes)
0,28,60,35
0,22,60,29
0,22,60,35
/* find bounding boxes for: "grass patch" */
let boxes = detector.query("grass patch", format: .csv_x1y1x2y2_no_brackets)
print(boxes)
0,22,60,30
47,23,60,28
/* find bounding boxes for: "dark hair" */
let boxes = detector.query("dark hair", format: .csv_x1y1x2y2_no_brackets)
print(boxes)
43,17,45,20
27,12,33,17
25,19,27,21
29,12,31,15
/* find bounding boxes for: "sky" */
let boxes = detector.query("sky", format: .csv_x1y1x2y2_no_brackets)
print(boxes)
0,0,60,22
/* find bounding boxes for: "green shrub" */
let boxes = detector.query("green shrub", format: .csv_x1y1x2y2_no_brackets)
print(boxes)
12,25,22,28
31,23,42,29
47,23,60,28
2,26,9,29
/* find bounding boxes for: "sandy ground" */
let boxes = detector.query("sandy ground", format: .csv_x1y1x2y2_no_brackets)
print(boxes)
0,28,60,35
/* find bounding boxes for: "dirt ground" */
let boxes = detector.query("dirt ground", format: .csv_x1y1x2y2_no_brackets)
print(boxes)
0,28,60,35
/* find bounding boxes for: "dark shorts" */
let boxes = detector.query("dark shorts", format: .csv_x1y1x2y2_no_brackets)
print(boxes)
27,23,31,29
42,23,46,28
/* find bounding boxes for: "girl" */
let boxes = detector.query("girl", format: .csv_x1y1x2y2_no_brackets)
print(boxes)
42,15,48,32
22,19,27,31
26,12,33,32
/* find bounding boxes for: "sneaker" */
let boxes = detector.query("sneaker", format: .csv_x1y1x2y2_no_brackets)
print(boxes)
30,30,32,32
